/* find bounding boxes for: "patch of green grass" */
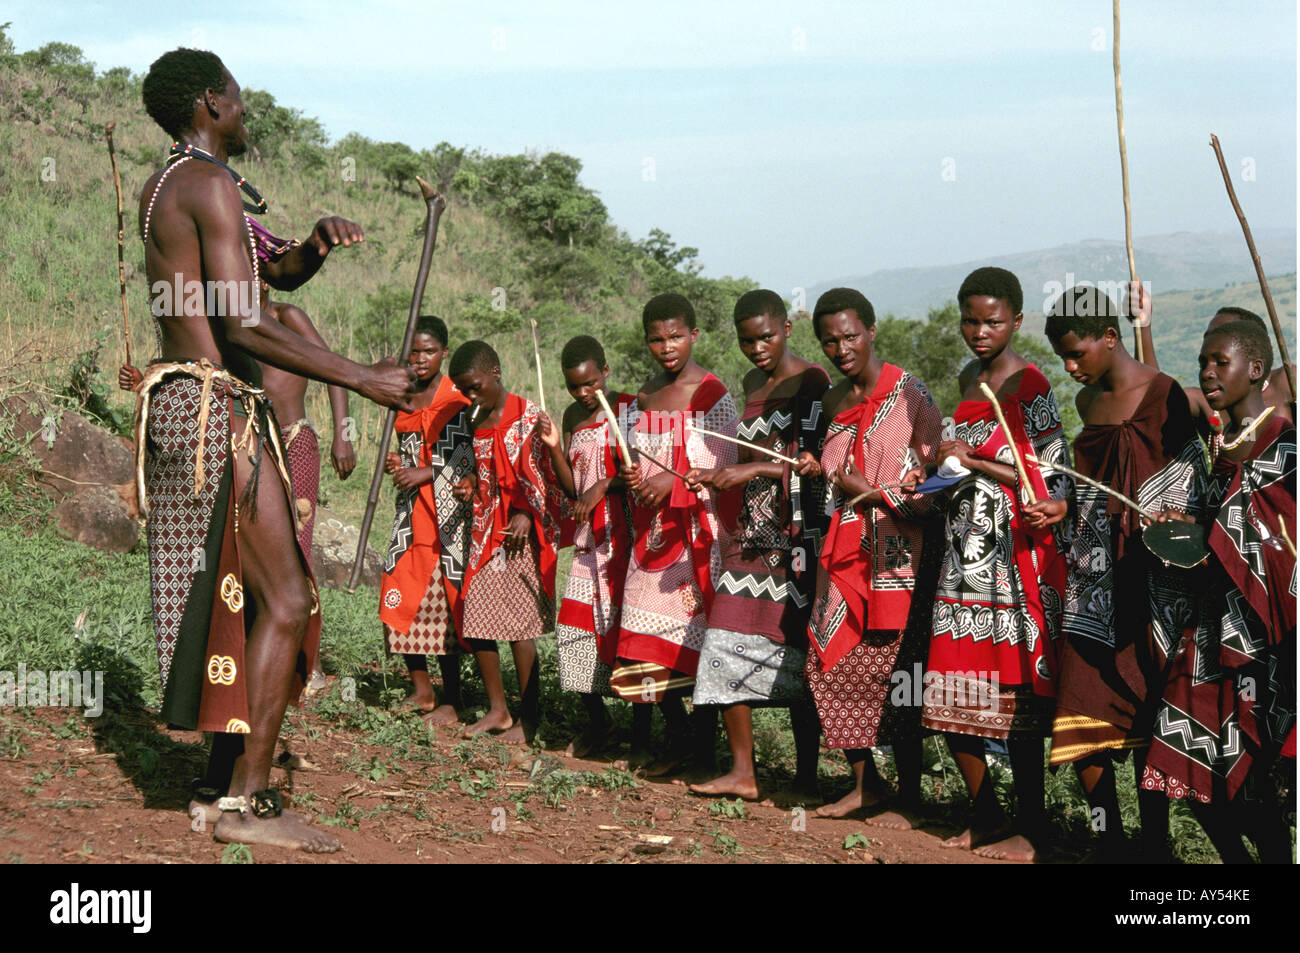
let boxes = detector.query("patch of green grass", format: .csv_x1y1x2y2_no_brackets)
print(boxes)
709,826,741,857
220,843,254,864
709,797,747,820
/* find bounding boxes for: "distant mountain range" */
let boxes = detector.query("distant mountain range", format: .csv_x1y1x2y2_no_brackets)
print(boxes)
810,229,1297,320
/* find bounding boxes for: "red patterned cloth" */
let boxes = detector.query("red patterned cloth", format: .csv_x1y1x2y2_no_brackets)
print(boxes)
615,375,737,680
923,365,1070,739
460,393,564,642
808,364,942,672
556,392,635,692
282,421,319,557
379,376,471,645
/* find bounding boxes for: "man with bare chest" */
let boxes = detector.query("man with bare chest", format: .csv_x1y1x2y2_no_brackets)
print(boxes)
134,48,411,852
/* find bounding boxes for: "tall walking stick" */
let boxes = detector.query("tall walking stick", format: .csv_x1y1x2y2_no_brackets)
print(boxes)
1112,0,1143,362
348,176,447,592
1209,133,1296,399
105,122,132,366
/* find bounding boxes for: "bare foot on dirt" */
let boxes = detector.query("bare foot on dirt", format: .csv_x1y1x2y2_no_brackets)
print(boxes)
462,709,513,739
864,807,925,831
973,833,1037,862
421,704,460,726
407,689,439,713
626,746,654,769
816,785,886,818
497,722,528,745
940,823,1010,850
214,810,340,853
689,769,760,801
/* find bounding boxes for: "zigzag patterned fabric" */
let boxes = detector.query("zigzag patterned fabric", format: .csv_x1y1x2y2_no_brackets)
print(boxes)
1050,374,1208,765
1143,417,1295,801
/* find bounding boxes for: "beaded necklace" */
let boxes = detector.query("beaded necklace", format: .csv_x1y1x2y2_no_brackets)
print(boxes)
143,155,261,339
168,142,268,215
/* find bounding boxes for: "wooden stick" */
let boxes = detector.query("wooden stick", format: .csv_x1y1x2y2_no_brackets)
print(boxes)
1278,518,1296,559
348,176,446,593
1209,133,1296,399
1113,0,1142,363
529,316,547,417
593,389,632,468
1024,453,1154,521
636,451,690,483
105,122,132,366
978,382,1038,505
684,420,800,465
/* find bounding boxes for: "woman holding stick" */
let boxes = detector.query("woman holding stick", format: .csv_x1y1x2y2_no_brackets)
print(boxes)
911,268,1072,863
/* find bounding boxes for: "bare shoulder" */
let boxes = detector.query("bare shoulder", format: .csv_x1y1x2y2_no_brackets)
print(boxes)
1076,385,1099,418
742,367,766,396
822,378,851,418
957,360,980,391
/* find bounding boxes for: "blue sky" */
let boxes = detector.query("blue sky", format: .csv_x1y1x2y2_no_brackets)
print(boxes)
8,1,1296,294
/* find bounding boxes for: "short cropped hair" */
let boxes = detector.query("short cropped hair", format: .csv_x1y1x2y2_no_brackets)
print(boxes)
812,287,875,338
561,334,607,370
1044,285,1122,343
142,48,227,140
642,293,696,334
958,266,1023,315
1213,306,1266,331
1205,320,1273,376
414,315,448,347
448,340,500,377
733,289,787,324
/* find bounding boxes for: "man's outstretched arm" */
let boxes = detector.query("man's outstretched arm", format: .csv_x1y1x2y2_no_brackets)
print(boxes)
194,178,410,410
260,216,364,292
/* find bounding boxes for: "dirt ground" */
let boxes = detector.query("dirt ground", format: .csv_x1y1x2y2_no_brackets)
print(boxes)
0,691,1018,866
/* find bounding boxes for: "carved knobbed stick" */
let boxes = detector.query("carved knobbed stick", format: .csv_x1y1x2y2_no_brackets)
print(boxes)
348,175,447,593
105,121,132,366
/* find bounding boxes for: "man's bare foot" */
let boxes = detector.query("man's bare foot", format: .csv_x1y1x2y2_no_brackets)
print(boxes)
421,704,460,726
462,709,513,739
940,823,1010,850
689,768,760,801
214,810,340,853
973,833,1037,862
627,746,654,769
816,785,887,819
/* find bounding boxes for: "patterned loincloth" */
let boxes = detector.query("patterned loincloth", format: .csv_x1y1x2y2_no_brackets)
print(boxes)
281,418,319,556
693,627,808,707
610,659,696,702
138,361,320,734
